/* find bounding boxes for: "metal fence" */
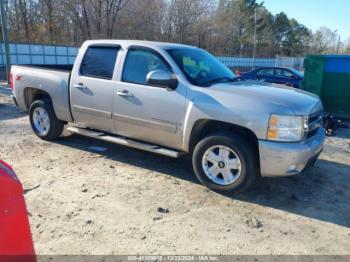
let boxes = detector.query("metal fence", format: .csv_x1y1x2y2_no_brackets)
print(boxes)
217,56,304,71
218,56,275,68
0,43,78,65
275,55,304,71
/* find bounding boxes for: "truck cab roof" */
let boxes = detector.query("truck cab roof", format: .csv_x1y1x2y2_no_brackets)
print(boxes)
82,39,197,51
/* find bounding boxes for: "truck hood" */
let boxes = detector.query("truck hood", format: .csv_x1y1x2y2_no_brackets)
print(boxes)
208,80,323,115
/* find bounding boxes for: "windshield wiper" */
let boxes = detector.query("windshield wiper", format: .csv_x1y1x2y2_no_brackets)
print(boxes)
202,77,239,86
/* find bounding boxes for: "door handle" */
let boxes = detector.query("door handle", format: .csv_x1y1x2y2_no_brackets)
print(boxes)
117,90,133,97
74,83,87,89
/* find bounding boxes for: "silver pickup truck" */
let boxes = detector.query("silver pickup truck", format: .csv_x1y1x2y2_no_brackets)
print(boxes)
11,40,325,193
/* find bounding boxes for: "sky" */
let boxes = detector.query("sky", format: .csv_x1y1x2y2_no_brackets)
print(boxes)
262,0,350,41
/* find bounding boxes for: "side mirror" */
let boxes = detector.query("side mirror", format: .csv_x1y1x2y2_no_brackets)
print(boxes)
146,70,178,90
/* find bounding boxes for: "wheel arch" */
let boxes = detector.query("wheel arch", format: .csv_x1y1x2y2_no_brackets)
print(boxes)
23,87,69,123
24,87,52,110
188,119,259,161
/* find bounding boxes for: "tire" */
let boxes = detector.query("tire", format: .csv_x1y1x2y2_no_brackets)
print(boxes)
192,133,258,194
29,98,64,140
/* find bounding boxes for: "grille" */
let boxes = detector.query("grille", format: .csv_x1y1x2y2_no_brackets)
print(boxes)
306,112,323,139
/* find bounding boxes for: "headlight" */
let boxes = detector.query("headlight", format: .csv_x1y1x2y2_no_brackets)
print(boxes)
267,115,305,142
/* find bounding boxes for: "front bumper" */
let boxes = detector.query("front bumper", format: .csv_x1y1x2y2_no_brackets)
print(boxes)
259,128,325,177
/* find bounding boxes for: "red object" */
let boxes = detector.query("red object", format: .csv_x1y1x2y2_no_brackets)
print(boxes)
235,69,241,77
0,160,36,262
9,72,14,89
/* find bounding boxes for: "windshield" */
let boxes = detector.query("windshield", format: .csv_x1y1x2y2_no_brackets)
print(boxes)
167,48,236,86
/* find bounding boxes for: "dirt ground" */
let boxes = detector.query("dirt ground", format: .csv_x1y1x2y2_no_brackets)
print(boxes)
1,87,350,255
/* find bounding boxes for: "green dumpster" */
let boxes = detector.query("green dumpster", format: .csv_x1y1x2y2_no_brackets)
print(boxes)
301,55,350,120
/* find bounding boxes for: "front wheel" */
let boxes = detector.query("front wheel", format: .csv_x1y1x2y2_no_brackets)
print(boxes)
192,133,258,194
29,99,64,140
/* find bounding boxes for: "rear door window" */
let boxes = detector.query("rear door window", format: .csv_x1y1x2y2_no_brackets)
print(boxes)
257,68,274,76
275,69,293,78
80,46,119,80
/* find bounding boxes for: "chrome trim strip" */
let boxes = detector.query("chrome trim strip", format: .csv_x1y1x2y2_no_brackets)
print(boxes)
73,105,112,119
112,113,177,133
308,115,323,132
305,112,323,139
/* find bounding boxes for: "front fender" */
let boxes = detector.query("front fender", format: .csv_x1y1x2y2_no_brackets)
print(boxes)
181,92,267,152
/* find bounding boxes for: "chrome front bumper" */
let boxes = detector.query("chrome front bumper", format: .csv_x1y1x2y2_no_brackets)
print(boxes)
259,128,325,177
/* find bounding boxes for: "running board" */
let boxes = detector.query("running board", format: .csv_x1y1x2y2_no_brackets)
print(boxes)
67,126,183,158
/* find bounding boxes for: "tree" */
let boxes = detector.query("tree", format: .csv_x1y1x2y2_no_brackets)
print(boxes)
345,38,350,54
3,0,320,57
118,0,166,40
272,12,290,53
283,19,311,56
310,27,340,54
165,0,214,43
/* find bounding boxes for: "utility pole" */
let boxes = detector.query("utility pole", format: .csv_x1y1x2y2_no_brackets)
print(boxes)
252,7,257,69
0,0,11,83
336,35,341,54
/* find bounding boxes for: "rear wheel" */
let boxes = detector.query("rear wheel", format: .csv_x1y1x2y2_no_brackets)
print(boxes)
192,133,258,194
29,99,64,140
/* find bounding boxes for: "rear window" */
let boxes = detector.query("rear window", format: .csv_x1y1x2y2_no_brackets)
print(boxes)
80,46,119,79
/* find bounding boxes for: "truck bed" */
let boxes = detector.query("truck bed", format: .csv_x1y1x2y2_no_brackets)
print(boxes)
11,65,73,122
